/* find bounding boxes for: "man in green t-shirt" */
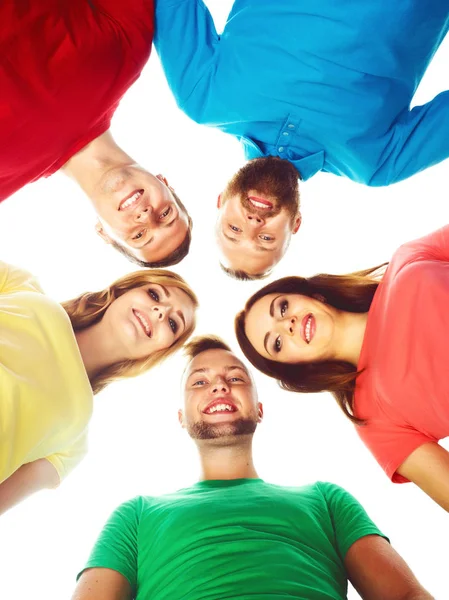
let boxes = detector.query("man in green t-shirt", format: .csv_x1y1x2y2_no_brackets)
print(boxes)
72,336,432,600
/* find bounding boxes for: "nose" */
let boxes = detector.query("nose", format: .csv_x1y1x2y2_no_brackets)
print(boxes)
246,212,265,227
284,316,297,335
135,206,151,222
211,376,230,395
152,303,172,321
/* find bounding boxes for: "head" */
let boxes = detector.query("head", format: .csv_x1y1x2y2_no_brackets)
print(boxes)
235,266,386,423
179,336,263,445
63,270,199,394
92,167,193,267
216,157,301,279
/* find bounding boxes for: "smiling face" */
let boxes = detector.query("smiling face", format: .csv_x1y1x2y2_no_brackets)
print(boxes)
216,157,301,276
91,166,190,264
101,283,196,360
181,349,263,442
245,293,339,364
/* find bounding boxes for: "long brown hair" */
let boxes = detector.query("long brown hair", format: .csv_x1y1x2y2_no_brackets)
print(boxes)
235,264,387,424
63,270,198,394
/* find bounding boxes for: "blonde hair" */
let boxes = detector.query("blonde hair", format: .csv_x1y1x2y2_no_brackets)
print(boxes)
62,270,198,394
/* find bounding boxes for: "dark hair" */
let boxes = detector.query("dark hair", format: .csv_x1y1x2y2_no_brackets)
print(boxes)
235,264,387,424
220,264,269,281
184,335,231,360
110,190,193,268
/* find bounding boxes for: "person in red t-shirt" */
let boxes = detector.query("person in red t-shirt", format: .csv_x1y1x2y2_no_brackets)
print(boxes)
234,225,449,513
0,1,192,268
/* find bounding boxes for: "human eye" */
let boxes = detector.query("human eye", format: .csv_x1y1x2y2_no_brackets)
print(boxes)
229,224,242,233
274,336,282,354
192,380,207,387
280,300,288,317
169,317,178,335
133,230,145,240
148,288,160,302
229,376,244,383
159,206,172,220
259,234,274,241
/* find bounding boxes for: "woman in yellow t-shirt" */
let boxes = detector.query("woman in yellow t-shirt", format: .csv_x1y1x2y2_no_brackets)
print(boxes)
0,262,198,514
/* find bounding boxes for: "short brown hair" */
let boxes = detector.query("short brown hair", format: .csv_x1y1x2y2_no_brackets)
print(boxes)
220,264,270,281
184,335,231,360
111,190,193,268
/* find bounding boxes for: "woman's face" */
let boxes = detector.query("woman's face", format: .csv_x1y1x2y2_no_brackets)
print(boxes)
244,292,338,364
103,283,195,360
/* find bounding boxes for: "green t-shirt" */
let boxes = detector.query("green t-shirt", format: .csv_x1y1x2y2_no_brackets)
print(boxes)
78,479,387,599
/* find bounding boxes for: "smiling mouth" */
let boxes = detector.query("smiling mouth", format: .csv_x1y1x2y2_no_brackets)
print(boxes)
301,313,315,344
203,400,238,415
132,308,152,338
248,196,273,210
119,189,144,211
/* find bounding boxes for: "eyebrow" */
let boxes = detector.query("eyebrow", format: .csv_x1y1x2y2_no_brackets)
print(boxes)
187,365,248,379
263,332,271,357
270,295,281,317
223,231,240,244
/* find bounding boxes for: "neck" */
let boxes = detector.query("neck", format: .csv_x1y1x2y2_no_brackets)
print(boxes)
74,319,125,381
61,129,135,198
337,311,369,367
196,435,259,481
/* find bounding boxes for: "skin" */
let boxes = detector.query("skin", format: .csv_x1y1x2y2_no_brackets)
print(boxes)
216,191,300,275
245,292,367,366
75,283,196,379
62,131,189,264
72,347,432,600
180,348,263,480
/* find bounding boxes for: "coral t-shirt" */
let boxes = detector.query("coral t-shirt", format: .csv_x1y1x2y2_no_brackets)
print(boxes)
354,226,449,483
0,0,153,202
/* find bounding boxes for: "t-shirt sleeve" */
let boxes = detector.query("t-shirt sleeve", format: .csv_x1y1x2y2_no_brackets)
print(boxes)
0,262,42,295
318,482,388,558
355,419,434,483
393,225,449,268
45,430,88,485
77,497,141,593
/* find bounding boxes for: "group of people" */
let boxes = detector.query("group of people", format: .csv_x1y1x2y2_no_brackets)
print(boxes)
2,0,449,598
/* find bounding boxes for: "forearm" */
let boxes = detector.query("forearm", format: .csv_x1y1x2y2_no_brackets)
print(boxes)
154,0,219,115
0,459,59,516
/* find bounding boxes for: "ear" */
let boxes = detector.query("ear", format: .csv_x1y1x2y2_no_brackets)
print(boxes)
217,193,222,209
292,213,302,234
313,293,326,304
156,174,172,190
178,409,185,428
95,220,113,244
257,402,264,422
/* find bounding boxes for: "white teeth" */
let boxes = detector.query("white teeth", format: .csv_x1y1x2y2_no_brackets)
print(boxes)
207,403,234,414
250,199,271,209
121,190,142,209
135,311,151,336
305,316,312,343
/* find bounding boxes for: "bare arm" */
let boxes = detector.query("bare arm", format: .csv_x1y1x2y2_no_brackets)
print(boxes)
397,442,449,513
345,535,433,600
0,458,60,516
72,568,132,600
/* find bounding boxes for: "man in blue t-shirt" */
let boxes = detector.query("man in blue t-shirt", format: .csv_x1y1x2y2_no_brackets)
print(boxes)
153,0,449,279
72,336,432,599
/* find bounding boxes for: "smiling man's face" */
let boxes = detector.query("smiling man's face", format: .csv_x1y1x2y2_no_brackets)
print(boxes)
216,157,301,277
181,348,262,441
91,166,190,265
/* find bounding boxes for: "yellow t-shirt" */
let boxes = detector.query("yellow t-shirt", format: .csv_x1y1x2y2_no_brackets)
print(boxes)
0,262,93,485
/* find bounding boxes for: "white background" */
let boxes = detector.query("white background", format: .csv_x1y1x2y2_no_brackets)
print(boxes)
0,2,448,598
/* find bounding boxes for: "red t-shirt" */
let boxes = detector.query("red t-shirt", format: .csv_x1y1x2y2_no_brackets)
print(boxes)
354,226,449,483
0,0,154,202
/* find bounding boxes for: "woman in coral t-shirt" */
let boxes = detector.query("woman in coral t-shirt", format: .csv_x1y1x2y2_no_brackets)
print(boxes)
235,225,449,512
